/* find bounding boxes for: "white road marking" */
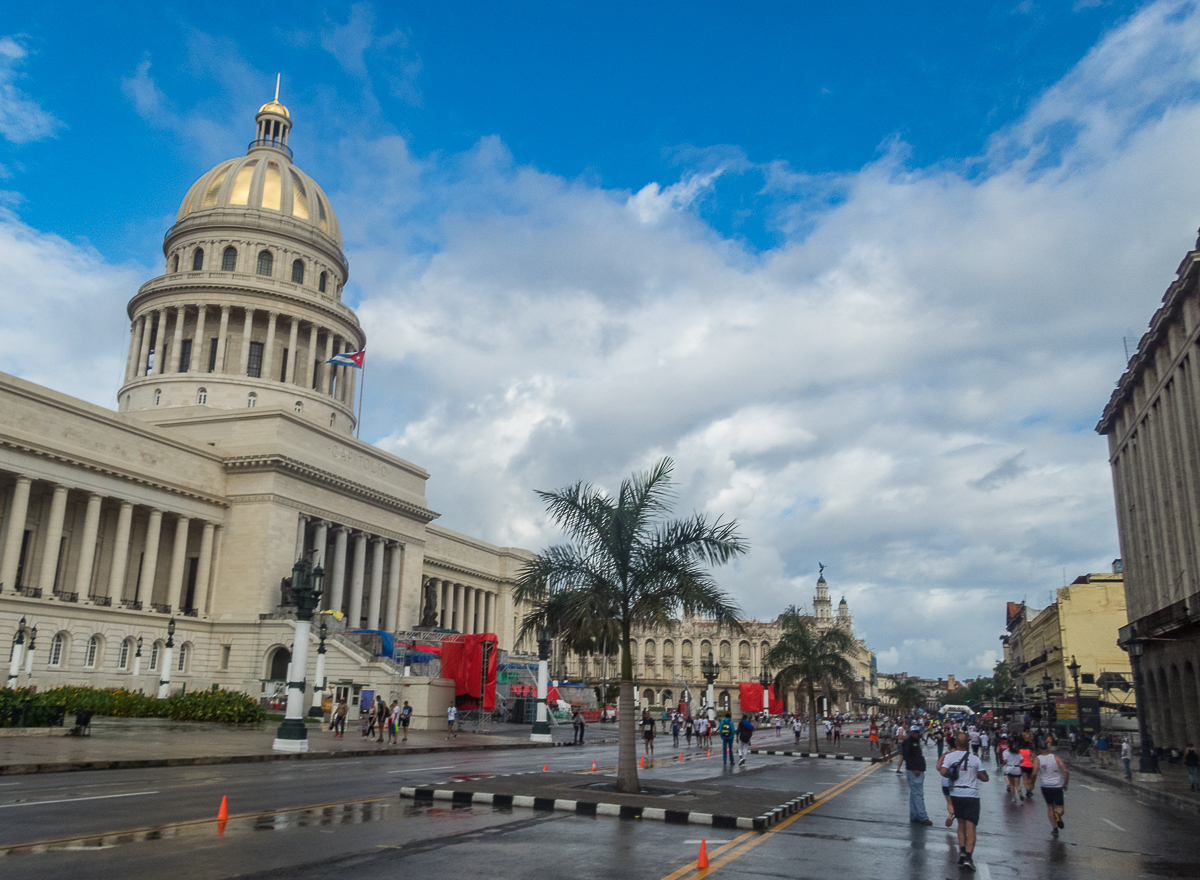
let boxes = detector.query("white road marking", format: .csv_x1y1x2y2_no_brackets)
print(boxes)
1080,784,1100,791
387,766,454,774
0,782,21,787
975,858,993,880
0,790,159,809
1102,817,1127,832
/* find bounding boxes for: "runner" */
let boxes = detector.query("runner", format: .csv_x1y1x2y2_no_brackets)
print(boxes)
774,715,782,738
1019,734,1035,801
671,713,681,748
793,713,804,745
935,748,954,826
641,709,656,760
941,732,989,871
1002,736,1024,803
1030,740,1069,835
685,714,694,748
869,717,879,751
446,703,458,739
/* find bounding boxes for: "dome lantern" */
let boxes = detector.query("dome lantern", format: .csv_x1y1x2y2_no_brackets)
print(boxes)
251,74,292,159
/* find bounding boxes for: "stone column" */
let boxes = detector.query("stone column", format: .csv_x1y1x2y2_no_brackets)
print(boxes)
238,307,255,375
137,508,163,606
313,520,329,568
168,306,185,373
349,532,367,628
36,484,69,596
205,525,225,610
150,308,168,374
106,501,134,600
329,526,348,613
74,493,103,598
367,537,384,629
346,347,358,403
166,515,190,612
461,585,472,632
294,514,307,562
137,313,154,377
454,583,465,632
306,324,319,388
125,318,142,382
440,580,450,627
474,589,484,635
322,331,335,395
263,311,278,380
190,305,207,373
397,543,424,632
0,476,27,587
386,543,402,631
285,317,300,384
193,521,215,615
484,592,494,634
216,305,231,373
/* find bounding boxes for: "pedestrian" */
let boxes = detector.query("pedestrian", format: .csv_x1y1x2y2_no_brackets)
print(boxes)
400,701,412,742
1002,737,1024,803
574,709,586,745
980,730,990,760
1121,736,1133,779
869,717,879,751
793,714,804,745
685,714,694,748
1185,744,1199,791
376,697,389,743
941,732,989,872
900,724,932,825
446,703,458,739
1031,739,1069,836
995,734,1007,770
1096,733,1109,767
333,699,348,737
737,714,754,765
388,700,400,745
969,726,981,756
935,750,954,826
880,721,893,761
1019,735,1035,801
642,709,656,760
718,711,735,765
775,715,782,738
833,718,842,747
671,713,680,748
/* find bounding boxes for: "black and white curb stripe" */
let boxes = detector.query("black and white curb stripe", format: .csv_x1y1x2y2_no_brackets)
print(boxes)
749,749,884,763
400,787,815,831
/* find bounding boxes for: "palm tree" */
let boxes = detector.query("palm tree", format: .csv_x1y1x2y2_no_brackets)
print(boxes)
765,607,858,753
884,677,926,716
515,457,746,793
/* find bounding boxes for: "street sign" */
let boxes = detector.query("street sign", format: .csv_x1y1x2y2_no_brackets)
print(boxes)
1055,697,1078,724
1079,696,1101,736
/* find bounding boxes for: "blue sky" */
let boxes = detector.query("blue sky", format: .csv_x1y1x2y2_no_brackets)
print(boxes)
2,1,1197,677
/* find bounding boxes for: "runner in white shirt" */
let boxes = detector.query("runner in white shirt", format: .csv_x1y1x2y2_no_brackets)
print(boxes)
941,732,989,872
1030,741,1069,836
1003,741,1024,803
792,715,804,744
446,704,458,739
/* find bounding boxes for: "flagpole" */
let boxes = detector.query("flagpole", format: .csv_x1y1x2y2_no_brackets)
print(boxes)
355,355,366,440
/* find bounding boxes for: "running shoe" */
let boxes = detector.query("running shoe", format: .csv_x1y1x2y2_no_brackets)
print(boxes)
1057,817,1064,829
962,853,976,872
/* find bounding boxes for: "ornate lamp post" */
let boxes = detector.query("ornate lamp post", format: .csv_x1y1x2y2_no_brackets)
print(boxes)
158,618,177,698
701,651,719,719
273,557,323,752
530,621,552,742
313,618,329,705
7,617,26,688
23,625,37,683
132,636,143,681
1067,655,1082,735
759,665,771,714
1041,672,1053,730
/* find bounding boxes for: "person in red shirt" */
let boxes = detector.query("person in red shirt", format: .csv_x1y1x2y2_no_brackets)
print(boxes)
869,718,879,751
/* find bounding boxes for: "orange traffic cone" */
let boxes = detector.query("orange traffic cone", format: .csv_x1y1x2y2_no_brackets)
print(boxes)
591,759,597,771
706,748,711,758
640,754,645,768
678,752,683,762
697,839,709,869
217,795,228,821
543,763,548,772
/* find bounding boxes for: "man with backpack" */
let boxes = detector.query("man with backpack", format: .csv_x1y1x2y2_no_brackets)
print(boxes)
737,714,755,765
941,732,989,872
718,711,736,765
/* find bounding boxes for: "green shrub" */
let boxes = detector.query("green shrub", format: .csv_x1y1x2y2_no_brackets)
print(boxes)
0,685,266,724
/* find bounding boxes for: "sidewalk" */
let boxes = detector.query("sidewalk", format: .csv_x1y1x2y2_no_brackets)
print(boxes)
1063,751,1200,815
0,717,586,776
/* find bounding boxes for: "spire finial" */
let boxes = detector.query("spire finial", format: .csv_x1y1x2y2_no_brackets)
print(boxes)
274,73,281,102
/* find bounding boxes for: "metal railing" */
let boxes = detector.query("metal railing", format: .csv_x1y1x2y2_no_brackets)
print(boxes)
247,138,293,158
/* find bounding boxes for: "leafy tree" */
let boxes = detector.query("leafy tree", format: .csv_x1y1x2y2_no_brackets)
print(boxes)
884,676,926,716
765,608,858,753
515,457,746,793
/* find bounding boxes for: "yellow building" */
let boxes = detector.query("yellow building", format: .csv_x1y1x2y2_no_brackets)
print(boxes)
1004,562,1135,732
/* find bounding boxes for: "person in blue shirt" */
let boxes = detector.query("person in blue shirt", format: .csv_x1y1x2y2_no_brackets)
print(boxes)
718,712,736,765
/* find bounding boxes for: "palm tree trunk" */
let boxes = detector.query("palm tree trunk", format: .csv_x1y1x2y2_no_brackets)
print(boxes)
808,683,820,754
615,627,639,793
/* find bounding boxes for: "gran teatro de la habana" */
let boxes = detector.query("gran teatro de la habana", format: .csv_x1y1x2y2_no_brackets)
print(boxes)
0,94,537,728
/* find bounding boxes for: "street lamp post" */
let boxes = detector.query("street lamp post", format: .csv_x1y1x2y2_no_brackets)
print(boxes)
1041,672,1053,731
7,617,26,688
531,622,552,742
23,625,37,683
1068,655,1081,739
273,557,324,752
1126,639,1159,774
158,618,177,699
701,652,719,720
313,619,328,707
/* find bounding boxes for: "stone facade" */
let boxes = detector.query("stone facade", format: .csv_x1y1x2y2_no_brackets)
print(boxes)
0,96,535,726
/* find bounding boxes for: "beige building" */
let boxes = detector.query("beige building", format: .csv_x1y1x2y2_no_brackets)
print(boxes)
1096,229,1200,751
561,571,876,715
1003,564,1135,731
0,95,535,727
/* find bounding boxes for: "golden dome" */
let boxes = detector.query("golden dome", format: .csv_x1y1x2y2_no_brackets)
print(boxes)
258,100,290,118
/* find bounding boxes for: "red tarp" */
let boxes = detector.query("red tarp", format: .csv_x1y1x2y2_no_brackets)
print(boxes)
441,633,498,711
738,683,784,714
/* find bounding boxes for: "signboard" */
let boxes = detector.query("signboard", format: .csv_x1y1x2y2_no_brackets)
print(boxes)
1079,696,1101,736
1055,697,1078,724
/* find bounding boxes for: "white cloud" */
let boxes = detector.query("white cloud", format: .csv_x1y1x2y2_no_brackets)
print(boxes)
0,36,59,144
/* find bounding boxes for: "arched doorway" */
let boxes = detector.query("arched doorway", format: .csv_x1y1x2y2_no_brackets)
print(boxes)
268,646,290,680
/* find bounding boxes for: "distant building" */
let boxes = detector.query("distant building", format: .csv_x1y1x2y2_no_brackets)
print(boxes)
1097,229,1200,752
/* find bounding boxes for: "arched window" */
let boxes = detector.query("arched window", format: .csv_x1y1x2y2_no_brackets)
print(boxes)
154,388,162,406
256,250,273,276
48,633,65,667
197,388,207,405
329,413,336,428
84,635,100,668
171,254,179,273
318,271,327,293
118,639,132,670
150,640,161,671
221,246,238,271
294,400,303,413
291,259,304,284
247,392,258,408
192,248,204,271
177,643,190,672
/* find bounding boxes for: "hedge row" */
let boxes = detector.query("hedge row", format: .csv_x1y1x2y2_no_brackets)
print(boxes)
0,685,266,724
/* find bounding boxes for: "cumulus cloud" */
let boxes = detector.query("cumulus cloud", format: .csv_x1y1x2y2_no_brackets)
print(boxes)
0,36,59,143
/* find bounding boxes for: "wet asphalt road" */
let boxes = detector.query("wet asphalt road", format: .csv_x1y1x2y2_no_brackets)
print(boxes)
0,739,1196,879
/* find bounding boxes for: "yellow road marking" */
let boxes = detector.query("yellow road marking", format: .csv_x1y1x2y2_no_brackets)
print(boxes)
660,760,886,880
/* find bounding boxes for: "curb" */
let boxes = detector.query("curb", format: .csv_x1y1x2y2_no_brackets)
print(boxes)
749,748,883,763
1067,760,1200,815
399,786,815,830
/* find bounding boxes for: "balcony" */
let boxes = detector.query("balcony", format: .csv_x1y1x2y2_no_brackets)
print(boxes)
17,587,41,599
150,603,172,614
120,599,143,611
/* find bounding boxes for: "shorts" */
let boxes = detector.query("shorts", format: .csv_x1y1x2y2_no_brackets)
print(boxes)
950,796,981,825
1041,787,1064,806
1021,767,1033,780
402,718,410,728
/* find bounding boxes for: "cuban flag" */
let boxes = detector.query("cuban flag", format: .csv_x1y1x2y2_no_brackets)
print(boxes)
327,349,365,369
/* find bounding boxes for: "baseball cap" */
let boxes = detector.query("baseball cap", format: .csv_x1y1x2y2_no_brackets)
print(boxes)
910,725,921,731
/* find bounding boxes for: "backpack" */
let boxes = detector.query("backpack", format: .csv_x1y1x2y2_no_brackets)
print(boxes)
948,752,970,784
719,719,734,739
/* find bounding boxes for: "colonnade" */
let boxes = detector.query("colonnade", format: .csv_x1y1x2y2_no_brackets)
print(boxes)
421,575,499,635
0,472,221,615
123,302,358,405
